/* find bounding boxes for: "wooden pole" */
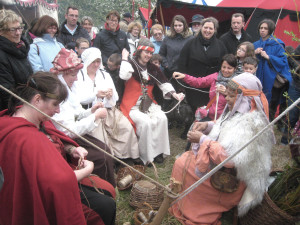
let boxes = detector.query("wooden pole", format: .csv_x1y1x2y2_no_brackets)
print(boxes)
159,4,166,34
149,178,181,225
132,0,135,20
148,0,151,38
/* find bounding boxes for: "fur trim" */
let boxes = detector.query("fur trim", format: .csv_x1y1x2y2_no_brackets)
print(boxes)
208,111,273,216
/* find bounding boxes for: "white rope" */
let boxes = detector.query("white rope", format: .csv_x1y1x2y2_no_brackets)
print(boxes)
214,91,220,121
130,57,184,114
0,84,173,194
174,78,214,94
171,96,300,206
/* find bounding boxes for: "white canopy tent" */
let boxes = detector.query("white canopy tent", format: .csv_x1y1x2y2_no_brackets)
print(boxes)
0,0,58,26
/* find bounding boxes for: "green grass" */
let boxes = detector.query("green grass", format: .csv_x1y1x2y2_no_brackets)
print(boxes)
115,125,292,225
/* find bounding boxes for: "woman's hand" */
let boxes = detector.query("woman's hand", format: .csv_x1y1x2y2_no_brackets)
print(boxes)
71,146,88,159
106,88,113,99
173,72,186,80
255,47,263,55
187,130,203,143
216,84,226,95
74,160,94,181
172,92,185,101
97,90,108,99
260,50,269,60
192,122,208,132
122,48,129,61
94,108,107,120
91,102,104,113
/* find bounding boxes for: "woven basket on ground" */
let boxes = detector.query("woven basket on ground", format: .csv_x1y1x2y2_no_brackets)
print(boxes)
239,192,299,225
116,165,145,191
133,202,157,225
129,179,164,210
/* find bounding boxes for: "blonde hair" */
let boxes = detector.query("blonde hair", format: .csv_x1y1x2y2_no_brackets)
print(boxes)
128,21,142,34
0,9,22,31
150,24,163,36
237,41,255,58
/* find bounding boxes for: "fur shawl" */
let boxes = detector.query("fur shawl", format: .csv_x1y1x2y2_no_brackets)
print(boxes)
208,110,273,216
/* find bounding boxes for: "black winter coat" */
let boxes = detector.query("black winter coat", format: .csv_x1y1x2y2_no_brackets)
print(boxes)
0,36,33,110
178,33,227,109
159,33,193,77
93,28,130,66
57,21,91,50
219,28,253,54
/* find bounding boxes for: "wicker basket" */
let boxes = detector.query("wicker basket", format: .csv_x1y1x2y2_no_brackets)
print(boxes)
116,165,145,191
239,192,299,225
129,180,164,210
133,202,156,225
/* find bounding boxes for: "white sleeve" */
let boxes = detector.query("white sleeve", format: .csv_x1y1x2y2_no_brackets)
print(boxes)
119,61,134,80
52,102,97,138
102,72,119,107
158,83,175,99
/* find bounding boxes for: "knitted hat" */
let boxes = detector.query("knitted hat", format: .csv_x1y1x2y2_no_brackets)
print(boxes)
50,48,83,74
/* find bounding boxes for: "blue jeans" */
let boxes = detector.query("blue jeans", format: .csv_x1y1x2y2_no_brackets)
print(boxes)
281,81,300,144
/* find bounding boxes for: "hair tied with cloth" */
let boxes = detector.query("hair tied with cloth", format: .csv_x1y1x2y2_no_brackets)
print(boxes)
50,48,83,75
228,77,269,119
137,45,155,53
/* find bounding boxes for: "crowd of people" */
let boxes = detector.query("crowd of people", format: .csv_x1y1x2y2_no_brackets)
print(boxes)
0,5,298,225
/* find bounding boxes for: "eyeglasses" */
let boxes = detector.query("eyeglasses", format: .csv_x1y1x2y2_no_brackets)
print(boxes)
153,32,162,36
109,19,118,23
79,47,88,50
6,26,24,33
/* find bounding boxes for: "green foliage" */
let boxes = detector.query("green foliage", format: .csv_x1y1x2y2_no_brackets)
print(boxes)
268,164,300,216
284,30,300,43
57,0,156,28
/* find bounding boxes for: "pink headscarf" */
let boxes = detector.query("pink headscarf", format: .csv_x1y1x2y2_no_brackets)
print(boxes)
50,48,83,75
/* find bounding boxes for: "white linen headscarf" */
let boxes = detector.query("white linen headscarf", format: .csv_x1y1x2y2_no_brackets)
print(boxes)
81,47,104,70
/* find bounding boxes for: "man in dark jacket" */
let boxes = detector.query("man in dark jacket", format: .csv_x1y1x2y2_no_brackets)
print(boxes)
93,10,130,66
57,6,91,50
220,13,252,54
0,9,33,110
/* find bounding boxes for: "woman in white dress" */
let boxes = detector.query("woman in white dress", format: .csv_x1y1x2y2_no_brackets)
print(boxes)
73,47,140,162
120,38,185,164
50,48,116,186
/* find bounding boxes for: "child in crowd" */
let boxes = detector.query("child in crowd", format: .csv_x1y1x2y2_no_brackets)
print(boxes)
150,54,165,106
173,54,237,122
242,56,258,75
105,53,124,105
150,54,163,68
236,41,255,74
75,37,90,57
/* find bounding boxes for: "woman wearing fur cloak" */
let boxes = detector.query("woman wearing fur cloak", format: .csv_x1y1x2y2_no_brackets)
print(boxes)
170,73,275,225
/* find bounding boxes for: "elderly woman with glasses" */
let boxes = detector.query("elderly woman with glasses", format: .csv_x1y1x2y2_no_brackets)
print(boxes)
0,9,33,110
28,15,64,73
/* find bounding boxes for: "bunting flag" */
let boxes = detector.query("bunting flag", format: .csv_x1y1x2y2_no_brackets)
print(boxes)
15,0,58,10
